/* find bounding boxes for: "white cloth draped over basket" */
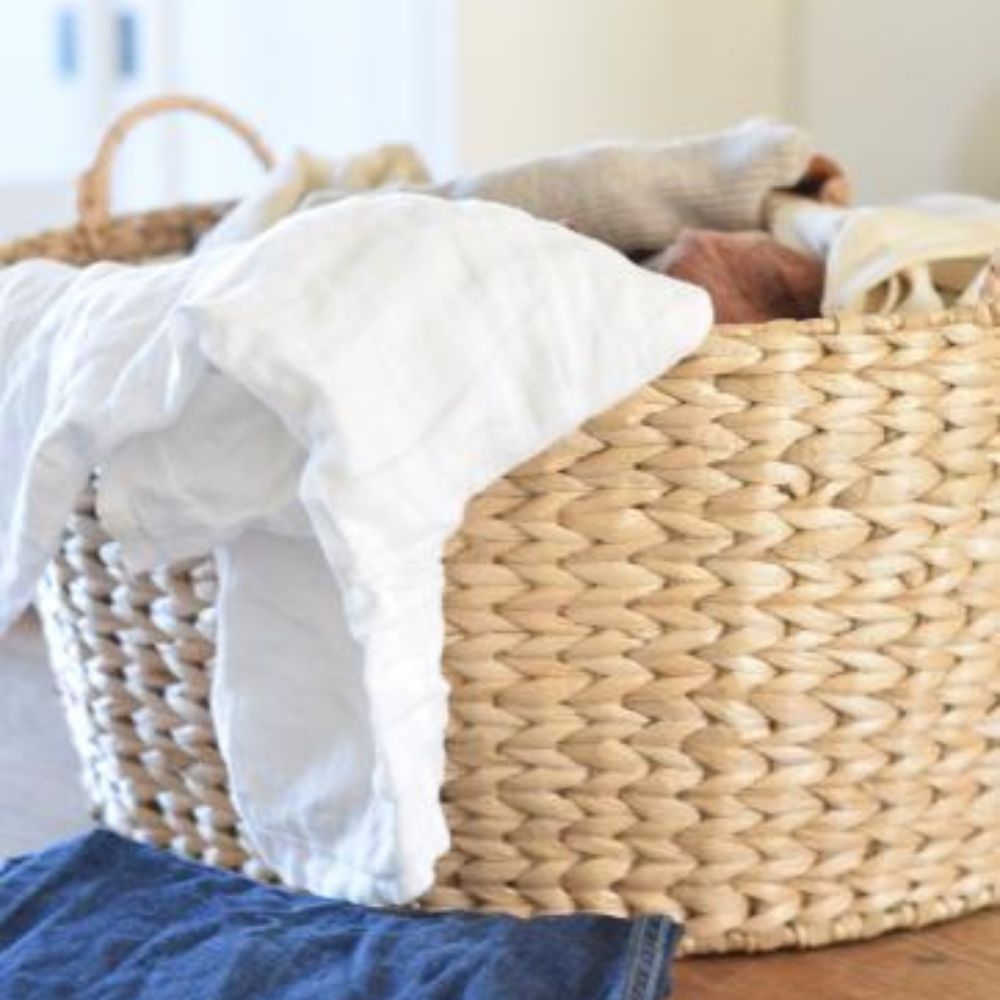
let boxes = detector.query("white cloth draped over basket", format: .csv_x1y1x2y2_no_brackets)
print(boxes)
0,193,712,903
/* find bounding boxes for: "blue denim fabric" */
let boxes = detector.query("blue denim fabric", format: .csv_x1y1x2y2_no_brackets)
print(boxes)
0,830,680,999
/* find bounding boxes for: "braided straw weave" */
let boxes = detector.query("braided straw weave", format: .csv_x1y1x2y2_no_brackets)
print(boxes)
11,97,1000,956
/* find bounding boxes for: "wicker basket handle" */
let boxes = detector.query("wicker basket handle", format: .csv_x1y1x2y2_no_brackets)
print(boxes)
77,94,276,234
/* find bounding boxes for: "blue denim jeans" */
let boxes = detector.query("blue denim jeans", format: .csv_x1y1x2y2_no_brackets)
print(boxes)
0,830,681,999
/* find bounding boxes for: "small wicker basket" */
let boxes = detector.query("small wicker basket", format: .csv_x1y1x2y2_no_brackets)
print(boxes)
9,96,1000,956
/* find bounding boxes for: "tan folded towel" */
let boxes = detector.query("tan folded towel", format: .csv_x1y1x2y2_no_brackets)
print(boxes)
304,120,827,256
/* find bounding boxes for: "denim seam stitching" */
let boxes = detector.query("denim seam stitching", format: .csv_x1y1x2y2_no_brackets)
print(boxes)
620,916,670,1000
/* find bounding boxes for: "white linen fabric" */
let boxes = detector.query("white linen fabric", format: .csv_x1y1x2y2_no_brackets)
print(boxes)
0,255,208,620
0,193,713,903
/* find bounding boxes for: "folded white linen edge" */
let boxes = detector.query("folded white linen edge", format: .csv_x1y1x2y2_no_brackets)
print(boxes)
2,193,713,904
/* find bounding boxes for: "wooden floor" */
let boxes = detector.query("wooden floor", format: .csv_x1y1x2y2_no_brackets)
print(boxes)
2,619,997,997
0,615,89,857
675,907,1000,999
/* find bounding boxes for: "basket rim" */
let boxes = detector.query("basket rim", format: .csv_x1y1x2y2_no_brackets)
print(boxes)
3,199,1000,333
0,200,233,268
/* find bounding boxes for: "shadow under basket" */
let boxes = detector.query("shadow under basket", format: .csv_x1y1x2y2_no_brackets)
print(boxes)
9,95,1000,957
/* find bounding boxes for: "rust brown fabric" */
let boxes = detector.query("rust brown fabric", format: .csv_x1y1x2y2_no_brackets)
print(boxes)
652,229,824,323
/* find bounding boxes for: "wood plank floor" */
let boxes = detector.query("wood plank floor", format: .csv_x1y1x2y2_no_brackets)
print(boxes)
0,614,89,857
675,907,1000,999
2,617,997,997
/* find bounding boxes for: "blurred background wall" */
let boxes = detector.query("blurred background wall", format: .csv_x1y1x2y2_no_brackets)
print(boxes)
455,0,791,169
3,0,1000,239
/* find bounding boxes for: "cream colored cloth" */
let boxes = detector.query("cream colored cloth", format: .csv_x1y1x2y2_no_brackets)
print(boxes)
305,120,816,255
768,190,1000,315
201,144,430,248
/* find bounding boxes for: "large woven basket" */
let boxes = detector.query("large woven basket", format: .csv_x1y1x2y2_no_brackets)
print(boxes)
9,96,1000,957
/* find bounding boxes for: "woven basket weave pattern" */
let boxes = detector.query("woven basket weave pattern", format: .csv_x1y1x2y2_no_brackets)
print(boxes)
20,210,1000,950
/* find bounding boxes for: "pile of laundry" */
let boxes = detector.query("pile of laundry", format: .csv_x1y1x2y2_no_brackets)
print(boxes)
2,118,999,924
223,120,1000,322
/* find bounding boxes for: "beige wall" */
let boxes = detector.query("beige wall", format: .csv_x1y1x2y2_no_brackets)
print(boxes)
455,0,1000,203
456,0,792,169
795,0,1000,201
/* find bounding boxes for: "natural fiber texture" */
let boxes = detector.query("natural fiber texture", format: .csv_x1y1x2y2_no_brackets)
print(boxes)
7,104,1000,954
76,94,274,235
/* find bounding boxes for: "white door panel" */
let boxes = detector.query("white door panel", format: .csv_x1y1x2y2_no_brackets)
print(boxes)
0,0,455,241
0,0,94,239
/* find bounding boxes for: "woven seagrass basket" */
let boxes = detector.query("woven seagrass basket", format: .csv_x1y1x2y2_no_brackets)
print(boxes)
8,96,1000,957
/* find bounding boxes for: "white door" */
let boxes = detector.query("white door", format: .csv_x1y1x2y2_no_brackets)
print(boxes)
0,0,101,240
